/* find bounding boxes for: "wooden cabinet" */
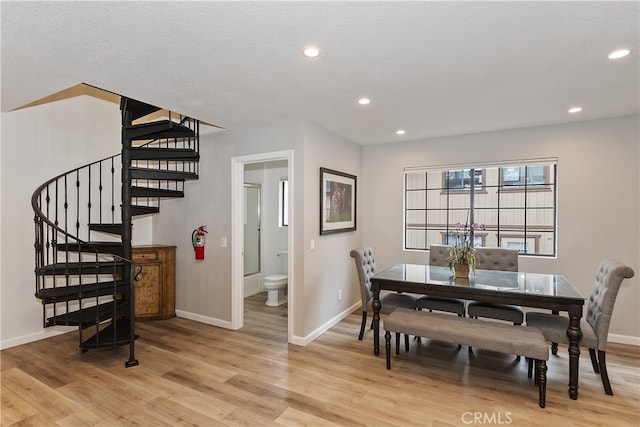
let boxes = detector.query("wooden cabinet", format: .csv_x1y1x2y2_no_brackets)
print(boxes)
132,245,176,320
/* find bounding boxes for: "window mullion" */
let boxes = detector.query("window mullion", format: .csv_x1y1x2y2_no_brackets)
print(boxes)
469,168,475,247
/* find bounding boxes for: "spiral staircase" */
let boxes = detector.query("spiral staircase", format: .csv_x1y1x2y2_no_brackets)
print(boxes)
31,97,200,366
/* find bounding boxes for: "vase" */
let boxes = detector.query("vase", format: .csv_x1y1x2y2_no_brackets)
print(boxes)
454,263,469,279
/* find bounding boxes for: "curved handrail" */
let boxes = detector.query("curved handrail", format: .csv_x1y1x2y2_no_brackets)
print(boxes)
31,152,142,278
31,113,197,274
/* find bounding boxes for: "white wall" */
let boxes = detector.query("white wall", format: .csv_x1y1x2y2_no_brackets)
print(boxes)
362,115,640,341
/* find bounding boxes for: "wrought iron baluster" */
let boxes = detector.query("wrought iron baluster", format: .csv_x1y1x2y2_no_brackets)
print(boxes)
75,170,81,240
87,165,92,241
111,157,115,224
98,161,103,225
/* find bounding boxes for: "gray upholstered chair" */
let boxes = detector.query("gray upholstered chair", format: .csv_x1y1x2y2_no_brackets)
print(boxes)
467,247,524,325
526,260,634,395
415,245,466,316
350,247,418,341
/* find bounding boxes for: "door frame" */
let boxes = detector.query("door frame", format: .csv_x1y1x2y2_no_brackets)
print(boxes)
231,150,294,342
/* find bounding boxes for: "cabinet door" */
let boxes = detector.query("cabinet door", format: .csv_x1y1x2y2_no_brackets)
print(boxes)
135,261,163,318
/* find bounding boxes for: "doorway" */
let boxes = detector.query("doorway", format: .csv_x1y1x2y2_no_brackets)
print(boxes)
231,150,294,343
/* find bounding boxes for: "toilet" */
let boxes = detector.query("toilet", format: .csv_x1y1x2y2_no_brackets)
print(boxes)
264,250,288,306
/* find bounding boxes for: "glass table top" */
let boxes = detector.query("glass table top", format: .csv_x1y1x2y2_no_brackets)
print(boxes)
374,264,584,300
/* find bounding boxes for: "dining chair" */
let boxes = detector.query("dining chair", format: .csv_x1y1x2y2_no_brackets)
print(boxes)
526,259,634,395
467,247,524,325
415,245,466,317
350,247,418,341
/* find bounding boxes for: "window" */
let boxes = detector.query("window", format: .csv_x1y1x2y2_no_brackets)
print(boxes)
500,165,548,188
278,179,288,227
404,159,557,256
444,233,485,247
445,169,483,191
500,235,539,254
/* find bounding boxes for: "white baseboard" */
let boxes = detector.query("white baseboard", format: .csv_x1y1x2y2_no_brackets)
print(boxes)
608,333,640,346
0,327,75,350
289,301,361,346
175,309,235,330
5,310,637,351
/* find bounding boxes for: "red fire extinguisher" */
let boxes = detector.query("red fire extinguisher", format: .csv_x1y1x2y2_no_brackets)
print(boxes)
191,226,208,260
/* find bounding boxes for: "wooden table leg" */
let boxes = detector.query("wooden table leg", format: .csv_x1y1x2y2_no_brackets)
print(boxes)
372,289,381,356
567,304,583,400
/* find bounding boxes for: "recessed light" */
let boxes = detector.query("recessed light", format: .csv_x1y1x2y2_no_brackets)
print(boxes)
568,107,583,114
358,98,370,105
396,129,406,135
608,49,630,59
302,46,320,58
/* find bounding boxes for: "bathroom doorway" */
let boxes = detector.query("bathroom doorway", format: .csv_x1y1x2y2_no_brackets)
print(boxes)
231,150,294,343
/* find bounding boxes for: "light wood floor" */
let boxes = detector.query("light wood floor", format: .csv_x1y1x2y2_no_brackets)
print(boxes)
2,293,639,426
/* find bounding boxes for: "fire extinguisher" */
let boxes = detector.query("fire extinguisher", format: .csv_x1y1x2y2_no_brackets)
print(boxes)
191,226,208,260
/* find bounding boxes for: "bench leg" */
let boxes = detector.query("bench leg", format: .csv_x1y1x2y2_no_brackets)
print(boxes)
537,360,547,408
405,334,410,352
385,331,391,369
395,332,400,355
527,358,533,379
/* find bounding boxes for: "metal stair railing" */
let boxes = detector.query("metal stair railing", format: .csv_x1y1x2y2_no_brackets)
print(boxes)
31,160,142,366
31,104,200,367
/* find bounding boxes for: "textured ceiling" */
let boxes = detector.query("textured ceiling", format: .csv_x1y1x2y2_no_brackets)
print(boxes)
2,1,638,145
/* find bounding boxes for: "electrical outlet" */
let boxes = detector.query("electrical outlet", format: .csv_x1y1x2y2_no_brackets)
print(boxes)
221,237,227,248
338,289,342,300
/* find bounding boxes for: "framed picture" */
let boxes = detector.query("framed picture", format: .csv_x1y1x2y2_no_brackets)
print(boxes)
320,167,357,235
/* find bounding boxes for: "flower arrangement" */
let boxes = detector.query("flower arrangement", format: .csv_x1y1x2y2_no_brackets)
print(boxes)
446,222,486,273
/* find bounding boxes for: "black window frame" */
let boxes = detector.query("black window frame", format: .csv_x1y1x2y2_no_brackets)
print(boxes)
403,160,557,257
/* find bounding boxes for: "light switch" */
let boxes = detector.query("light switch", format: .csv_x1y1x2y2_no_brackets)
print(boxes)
221,237,227,248
310,239,315,251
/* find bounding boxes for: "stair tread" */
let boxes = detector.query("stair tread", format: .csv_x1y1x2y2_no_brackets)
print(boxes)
81,320,136,349
130,167,198,181
126,120,195,140
46,301,129,327
57,241,123,248
36,280,128,302
131,205,160,216
129,147,199,161
56,242,124,256
89,223,122,234
37,261,126,275
131,186,184,198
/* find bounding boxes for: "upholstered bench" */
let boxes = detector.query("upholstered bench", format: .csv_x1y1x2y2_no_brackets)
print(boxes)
384,307,549,408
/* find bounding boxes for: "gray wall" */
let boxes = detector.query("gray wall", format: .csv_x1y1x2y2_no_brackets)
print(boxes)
2,94,638,348
152,118,363,341
362,115,640,340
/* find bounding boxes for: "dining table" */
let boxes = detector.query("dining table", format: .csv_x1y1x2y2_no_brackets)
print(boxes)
370,263,586,400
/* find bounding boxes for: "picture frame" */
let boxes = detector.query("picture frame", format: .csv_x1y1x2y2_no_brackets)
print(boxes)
320,167,357,235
